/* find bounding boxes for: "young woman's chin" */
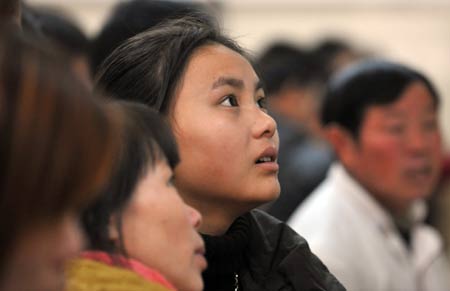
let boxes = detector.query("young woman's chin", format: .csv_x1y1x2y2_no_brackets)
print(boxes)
242,184,281,209
259,179,281,202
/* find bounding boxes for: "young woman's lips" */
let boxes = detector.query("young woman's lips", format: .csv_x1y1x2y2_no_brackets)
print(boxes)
255,146,279,172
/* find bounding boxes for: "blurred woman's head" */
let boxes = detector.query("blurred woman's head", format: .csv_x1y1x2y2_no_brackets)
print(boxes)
82,101,206,291
0,0,21,27
0,29,119,291
97,15,280,235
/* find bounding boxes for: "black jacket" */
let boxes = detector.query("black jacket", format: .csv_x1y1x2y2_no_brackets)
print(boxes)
202,209,346,291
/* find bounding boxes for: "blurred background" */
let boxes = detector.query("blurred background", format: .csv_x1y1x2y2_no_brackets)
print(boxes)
27,0,450,150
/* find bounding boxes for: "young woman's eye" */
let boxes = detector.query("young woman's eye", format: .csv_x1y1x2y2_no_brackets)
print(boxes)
220,95,239,107
257,97,268,110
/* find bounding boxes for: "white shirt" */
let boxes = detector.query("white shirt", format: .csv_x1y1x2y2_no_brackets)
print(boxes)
288,163,450,291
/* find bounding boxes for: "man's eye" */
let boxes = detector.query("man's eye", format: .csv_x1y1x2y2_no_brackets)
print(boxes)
386,124,405,134
220,95,238,107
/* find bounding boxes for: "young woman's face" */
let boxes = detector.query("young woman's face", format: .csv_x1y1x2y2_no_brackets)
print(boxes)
1,213,84,291
170,44,280,213
116,160,206,291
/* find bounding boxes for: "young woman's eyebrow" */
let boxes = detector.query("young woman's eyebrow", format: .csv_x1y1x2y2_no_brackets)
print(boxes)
211,77,263,93
212,77,244,90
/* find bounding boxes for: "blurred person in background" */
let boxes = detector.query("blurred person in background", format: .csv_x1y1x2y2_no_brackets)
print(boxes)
312,38,366,81
0,0,20,27
256,42,335,221
67,102,206,291
429,156,450,258
96,14,345,291
22,5,91,87
288,60,450,291
90,0,206,76
0,28,119,291
430,159,450,257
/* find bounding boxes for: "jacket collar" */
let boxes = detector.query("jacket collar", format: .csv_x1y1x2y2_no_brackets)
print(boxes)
243,210,344,291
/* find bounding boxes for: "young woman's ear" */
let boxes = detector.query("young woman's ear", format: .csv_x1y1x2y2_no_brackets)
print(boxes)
324,124,359,168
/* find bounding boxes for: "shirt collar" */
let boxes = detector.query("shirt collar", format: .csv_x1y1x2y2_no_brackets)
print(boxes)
330,162,428,233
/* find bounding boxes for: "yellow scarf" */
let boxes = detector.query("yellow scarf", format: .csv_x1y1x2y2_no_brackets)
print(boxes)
66,258,174,291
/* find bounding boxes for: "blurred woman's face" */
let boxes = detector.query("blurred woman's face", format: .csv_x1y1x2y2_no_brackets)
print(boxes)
113,160,206,291
1,213,83,291
170,44,280,216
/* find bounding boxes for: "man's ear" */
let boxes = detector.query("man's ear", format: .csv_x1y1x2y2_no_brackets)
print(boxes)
324,124,359,167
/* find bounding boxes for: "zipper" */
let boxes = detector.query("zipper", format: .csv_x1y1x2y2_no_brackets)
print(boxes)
234,272,239,291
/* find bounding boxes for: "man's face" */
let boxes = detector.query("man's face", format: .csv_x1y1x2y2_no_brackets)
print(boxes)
344,81,442,213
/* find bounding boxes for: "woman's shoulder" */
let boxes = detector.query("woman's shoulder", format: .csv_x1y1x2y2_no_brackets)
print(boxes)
243,209,346,291
66,258,174,291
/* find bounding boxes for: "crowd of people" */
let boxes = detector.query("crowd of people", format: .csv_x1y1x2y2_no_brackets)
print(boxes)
1,1,449,291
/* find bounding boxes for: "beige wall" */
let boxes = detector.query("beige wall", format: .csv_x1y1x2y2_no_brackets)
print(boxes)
28,0,450,150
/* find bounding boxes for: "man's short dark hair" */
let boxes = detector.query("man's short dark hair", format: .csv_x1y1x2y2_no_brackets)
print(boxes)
321,60,440,138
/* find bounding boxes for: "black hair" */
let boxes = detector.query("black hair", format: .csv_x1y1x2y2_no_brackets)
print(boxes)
90,0,205,75
0,27,119,273
314,38,352,63
82,101,179,254
95,13,245,114
312,38,358,80
0,0,19,22
321,60,440,138
255,41,327,96
22,5,88,55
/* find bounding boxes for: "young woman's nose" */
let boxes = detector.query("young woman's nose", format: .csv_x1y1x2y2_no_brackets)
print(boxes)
251,109,277,139
186,205,203,229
